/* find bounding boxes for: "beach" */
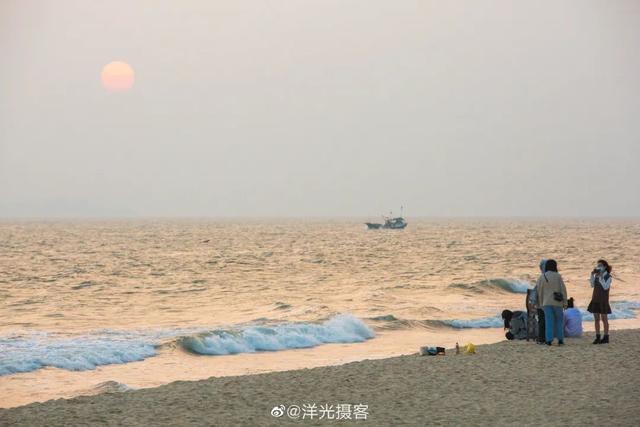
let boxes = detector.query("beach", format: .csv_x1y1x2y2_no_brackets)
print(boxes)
3,0,640,424
2,328,639,426
1,220,640,410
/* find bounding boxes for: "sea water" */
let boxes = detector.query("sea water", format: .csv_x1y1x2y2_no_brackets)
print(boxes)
1,219,639,407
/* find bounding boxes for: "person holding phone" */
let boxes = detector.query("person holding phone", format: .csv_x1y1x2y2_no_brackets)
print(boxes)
587,259,613,344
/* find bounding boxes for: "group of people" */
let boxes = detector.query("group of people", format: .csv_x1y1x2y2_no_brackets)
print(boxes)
502,258,613,346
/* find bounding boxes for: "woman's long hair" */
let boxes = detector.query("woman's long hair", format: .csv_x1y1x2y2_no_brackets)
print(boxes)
501,310,513,329
597,259,612,274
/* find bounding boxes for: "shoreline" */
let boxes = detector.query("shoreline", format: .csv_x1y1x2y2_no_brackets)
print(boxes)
0,325,509,409
3,318,639,410
2,329,639,426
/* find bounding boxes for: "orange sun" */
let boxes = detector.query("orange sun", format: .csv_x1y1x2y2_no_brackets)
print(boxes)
101,61,135,92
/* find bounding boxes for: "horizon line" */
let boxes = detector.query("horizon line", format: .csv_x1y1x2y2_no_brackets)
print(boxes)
1,215,639,222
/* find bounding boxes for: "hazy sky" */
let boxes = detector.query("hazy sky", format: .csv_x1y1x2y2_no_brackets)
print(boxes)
1,1,639,218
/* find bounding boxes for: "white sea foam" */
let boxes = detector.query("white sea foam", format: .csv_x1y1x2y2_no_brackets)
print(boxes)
0,314,374,375
178,314,375,355
443,300,640,329
0,331,158,376
443,315,503,329
580,300,640,321
500,279,532,294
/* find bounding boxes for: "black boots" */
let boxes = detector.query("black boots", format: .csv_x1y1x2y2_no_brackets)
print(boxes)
593,334,609,344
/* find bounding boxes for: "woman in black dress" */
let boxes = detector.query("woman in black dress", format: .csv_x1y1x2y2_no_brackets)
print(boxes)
587,259,613,344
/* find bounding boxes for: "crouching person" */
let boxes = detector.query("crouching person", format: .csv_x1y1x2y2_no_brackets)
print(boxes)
502,309,528,340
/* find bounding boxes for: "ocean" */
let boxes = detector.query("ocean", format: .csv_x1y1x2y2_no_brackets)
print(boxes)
1,219,639,407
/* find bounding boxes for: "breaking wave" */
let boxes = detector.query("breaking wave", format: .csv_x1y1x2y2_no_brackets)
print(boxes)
369,314,503,330
0,314,373,376
367,300,640,331
444,300,640,329
442,315,504,329
0,331,159,376
177,314,374,355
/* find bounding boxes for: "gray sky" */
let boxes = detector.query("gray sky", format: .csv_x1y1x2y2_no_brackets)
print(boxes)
1,0,639,218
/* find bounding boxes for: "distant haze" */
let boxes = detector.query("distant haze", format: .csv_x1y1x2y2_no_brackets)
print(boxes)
1,0,639,218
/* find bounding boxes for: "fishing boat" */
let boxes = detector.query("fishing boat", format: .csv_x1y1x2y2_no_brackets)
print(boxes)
365,207,407,229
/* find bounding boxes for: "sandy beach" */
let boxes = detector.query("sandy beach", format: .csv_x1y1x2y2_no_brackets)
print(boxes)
2,329,639,426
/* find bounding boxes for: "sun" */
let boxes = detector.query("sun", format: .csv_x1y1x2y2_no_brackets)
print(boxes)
101,61,135,92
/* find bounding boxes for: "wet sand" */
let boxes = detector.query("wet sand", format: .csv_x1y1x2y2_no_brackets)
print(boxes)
2,329,639,426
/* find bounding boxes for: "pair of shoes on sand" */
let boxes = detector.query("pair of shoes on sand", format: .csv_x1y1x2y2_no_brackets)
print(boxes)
593,335,610,344
545,340,564,346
